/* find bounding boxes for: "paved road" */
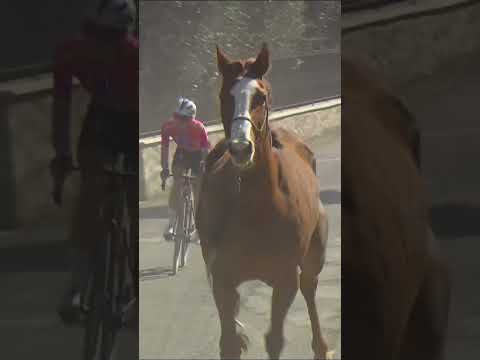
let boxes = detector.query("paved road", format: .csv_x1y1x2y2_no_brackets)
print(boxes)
139,127,341,359
0,233,138,359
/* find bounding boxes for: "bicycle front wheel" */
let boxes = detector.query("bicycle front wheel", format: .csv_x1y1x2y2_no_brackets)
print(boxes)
172,214,182,275
180,196,193,268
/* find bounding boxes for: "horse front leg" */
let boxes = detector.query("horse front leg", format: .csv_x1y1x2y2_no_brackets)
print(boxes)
300,215,332,359
265,269,299,359
212,276,248,359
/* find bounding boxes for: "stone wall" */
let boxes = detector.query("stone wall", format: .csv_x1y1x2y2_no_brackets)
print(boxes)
0,80,88,229
342,0,480,91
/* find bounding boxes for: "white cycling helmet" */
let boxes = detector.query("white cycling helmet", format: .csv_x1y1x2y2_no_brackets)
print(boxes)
175,97,197,118
93,0,135,30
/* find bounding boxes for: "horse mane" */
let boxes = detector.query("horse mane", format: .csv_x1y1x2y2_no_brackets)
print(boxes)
342,58,421,169
342,57,429,284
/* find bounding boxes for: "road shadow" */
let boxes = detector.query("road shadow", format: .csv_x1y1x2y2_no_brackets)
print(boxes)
140,205,169,220
0,241,70,272
320,190,341,205
430,202,480,238
139,266,173,281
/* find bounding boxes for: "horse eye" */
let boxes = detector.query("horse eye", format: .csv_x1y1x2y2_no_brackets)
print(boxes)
252,93,266,107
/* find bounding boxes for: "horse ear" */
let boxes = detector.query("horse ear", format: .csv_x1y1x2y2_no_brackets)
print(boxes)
252,43,271,77
216,45,232,75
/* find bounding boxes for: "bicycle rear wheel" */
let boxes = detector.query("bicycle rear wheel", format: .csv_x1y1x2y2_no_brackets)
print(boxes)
172,195,186,275
180,196,193,268
100,228,120,360
172,220,182,275
100,188,134,359
83,238,108,360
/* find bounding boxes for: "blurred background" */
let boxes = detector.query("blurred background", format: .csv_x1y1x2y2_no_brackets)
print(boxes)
0,1,139,81
0,2,140,359
343,0,480,358
139,0,340,134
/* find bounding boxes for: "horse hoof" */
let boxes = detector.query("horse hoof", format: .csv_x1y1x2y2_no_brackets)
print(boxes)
235,318,245,329
314,349,335,360
325,350,335,360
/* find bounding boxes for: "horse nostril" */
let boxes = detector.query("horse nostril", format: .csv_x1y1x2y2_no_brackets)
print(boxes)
229,139,250,154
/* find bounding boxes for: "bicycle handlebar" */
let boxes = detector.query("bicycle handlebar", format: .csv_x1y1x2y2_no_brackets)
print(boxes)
161,174,197,191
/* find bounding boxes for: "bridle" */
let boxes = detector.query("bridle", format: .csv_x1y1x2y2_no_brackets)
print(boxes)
228,72,271,140
251,103,270,138
231,94,270,142
229,85,271,194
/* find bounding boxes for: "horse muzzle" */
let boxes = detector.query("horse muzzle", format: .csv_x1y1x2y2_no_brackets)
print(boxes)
229,118,255,168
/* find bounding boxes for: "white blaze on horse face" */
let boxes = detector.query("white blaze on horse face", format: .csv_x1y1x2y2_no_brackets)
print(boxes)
229,77,257,155
230,77,258,122
228,77,258,168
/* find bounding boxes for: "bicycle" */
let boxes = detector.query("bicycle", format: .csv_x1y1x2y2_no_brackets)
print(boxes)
52,155,137,360
161,171,197,275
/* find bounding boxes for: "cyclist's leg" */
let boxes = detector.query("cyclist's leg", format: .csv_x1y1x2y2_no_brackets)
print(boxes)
122,149,139,328
164,150,182,239
171,156,186,221
189,151,202,243
164,187,176,238
124,149,139,277
190,151,203,214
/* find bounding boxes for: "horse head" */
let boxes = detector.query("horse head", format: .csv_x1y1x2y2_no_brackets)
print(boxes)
216,43,272,169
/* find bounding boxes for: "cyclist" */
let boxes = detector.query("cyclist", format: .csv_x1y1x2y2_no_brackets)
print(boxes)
160,97,210,242
50,0,139,324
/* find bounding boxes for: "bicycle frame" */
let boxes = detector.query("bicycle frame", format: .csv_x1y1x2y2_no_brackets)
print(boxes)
82,159,137,360
171,171,196,275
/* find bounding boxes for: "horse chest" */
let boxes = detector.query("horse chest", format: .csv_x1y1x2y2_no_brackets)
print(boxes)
222,208,301,252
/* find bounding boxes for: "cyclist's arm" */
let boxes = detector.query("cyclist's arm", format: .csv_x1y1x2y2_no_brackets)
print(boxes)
161,122,172,170
52,43,75,158
200,124,210,160
198,124,210,174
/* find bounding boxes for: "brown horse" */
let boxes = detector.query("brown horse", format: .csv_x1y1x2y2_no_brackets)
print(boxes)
195,43,332,359
342,57,451,359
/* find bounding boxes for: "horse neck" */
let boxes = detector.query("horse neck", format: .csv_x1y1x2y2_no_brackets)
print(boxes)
244,128,277,192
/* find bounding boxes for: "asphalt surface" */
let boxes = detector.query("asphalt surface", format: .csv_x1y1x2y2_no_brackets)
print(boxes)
0,238,138,359
139,127,341,360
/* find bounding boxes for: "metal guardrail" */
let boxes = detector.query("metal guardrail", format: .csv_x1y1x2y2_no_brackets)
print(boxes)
139,96,341,146
139,94,340,140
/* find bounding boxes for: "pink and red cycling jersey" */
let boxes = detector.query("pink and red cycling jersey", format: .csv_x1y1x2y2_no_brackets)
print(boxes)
53,34,139,113
161,118,210,154
52,27,138,155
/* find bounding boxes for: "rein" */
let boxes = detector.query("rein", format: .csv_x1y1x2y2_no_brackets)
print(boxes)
244,102,270,141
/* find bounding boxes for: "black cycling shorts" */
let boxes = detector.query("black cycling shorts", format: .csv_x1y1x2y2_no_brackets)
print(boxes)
172,148,202,176
79,102,138,172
